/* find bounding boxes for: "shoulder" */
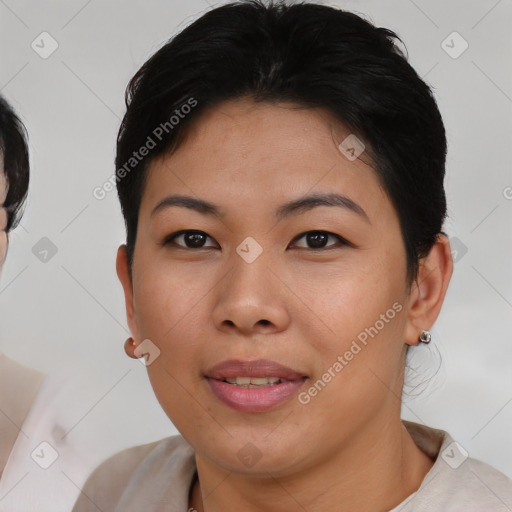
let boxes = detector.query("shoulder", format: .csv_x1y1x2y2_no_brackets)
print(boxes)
72,435,195,512
400,421,512,511
0,352,46,414
0,352,46,475
432,455,512,509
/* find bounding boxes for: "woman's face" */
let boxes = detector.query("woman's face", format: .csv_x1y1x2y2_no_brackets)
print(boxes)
119,98,422,476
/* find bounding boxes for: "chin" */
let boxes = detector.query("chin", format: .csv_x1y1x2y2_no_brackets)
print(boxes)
194,432,309,477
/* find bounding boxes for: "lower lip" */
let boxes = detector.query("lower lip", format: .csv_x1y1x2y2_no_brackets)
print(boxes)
206,378,306,412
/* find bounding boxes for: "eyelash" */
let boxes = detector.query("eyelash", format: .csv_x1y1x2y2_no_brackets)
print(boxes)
162,230,353,251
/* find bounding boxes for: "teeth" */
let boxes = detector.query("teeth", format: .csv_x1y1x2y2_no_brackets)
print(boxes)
224,376,283,387
251,377,279,385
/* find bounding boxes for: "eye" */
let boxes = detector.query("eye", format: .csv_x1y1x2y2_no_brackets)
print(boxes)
163,229,352,251
163,230,219,249
289,230,351,250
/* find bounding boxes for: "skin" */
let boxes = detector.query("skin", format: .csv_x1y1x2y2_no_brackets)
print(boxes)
117,97,453,512
0,159,8,266
0,160,8,472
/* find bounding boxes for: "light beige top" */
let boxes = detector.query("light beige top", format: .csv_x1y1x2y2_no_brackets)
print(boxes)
72,420,512,512
0,350,45,478
0,352,127,512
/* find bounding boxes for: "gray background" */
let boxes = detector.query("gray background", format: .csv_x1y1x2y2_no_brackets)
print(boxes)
1,0,511,478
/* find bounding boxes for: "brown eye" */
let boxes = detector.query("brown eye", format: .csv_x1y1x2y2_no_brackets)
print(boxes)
164,230,218,249
290,231,349,250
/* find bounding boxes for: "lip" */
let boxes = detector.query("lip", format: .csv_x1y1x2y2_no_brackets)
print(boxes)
205,359,306,380
204,359,308,413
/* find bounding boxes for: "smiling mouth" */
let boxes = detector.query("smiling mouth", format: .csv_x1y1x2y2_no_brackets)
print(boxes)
205,358,307,381
204,359,308,412
206,376,307,412
221,376,290,387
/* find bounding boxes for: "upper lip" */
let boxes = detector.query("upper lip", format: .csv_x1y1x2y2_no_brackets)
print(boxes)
205,359,307,380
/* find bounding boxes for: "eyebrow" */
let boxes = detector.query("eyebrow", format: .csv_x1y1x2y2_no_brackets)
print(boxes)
151,192,370,223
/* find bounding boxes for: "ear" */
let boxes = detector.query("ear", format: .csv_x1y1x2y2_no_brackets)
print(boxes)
116,245,140,358
404,234,453,346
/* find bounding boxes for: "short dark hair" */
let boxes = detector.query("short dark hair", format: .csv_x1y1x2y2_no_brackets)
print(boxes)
116,0,447,284
0,95,29,231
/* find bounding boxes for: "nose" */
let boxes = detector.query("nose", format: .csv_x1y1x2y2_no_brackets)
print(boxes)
212,248,291,336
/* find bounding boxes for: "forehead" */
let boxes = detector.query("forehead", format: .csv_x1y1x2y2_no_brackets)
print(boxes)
142,98,388,218
181,98,365,154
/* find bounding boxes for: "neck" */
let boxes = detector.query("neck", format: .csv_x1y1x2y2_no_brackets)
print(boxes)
189,418,434,512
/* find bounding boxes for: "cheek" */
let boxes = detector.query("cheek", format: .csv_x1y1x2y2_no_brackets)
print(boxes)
293,255,408,414
135,262,202,331
132,262,207,422
0,232,6,266
0,208,7,264
0,207,7,231
295,253,405,347
132,257,214,370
